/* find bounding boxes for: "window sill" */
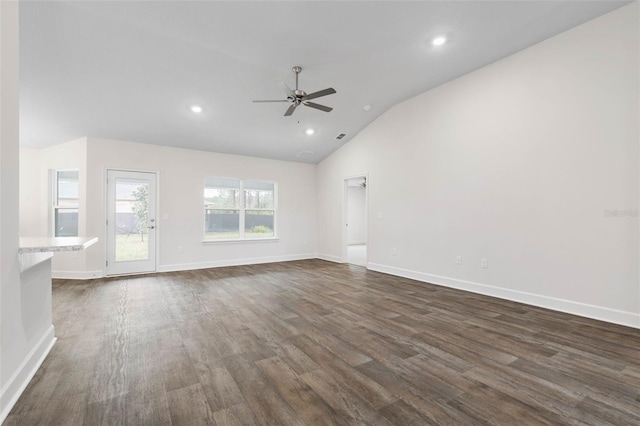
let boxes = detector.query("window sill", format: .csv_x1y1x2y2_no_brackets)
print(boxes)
202,237,279,244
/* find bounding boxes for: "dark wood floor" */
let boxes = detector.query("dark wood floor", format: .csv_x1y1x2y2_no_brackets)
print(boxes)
5,260,640,425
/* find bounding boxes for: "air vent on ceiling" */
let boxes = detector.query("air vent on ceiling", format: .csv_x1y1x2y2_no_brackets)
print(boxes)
336,133,346,140
296,151,314,159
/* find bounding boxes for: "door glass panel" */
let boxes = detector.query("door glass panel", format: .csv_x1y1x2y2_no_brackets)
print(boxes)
115,177,149,261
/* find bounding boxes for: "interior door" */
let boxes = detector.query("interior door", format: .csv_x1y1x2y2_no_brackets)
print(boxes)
106,170,157,275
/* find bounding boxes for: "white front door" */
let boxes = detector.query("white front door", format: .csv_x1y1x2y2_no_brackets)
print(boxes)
106,170,157,276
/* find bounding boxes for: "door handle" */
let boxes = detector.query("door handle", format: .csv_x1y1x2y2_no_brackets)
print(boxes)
148,225,155,230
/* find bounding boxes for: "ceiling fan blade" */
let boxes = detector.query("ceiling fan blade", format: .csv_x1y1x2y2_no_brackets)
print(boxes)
284,104,297,116
302,87,336,101
278,81,294,97
253,99,289,103
303,101,332,113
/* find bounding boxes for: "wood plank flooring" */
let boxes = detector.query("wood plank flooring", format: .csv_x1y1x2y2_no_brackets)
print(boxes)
5,259,640,425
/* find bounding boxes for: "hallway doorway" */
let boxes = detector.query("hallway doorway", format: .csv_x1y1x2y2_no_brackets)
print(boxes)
343,175,367,266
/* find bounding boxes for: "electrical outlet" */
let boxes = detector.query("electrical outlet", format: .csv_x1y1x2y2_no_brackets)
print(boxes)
392,248,397,256
481,258,488,268
456,256,462,265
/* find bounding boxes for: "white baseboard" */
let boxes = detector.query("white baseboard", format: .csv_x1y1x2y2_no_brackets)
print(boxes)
47,257,639,328
0,325,56,424
317,253,343,263
157,253,317,273
348,241,366,246
367,263,640,329
52,270,103,280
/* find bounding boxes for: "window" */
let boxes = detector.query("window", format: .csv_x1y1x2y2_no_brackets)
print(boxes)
204,177,276,240
204,178,241,240
53,169,79,237
243,180,276,238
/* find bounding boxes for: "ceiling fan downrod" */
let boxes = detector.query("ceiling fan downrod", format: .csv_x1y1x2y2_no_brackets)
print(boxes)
293,66,302,91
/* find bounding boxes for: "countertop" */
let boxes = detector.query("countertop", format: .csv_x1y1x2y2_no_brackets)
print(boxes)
19,237,99,254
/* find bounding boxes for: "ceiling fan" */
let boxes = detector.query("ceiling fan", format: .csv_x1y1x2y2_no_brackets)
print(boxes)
253,66,336,116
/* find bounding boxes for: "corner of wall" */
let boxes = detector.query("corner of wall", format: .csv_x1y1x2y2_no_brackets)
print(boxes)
0,326,56,423
1,1,58,422
316,3,640,328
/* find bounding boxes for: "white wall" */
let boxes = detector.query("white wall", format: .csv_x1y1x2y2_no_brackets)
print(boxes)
0,0,21,413
70,137,316,275
347,186,366,245
39,138,88,276
1,2,56,422
19,139,89,277
318,4,640,327
19,137,318,277
19,148,42,237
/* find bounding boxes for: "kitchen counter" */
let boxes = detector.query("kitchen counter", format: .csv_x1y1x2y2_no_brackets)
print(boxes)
19,237,98,272
19,237,98,253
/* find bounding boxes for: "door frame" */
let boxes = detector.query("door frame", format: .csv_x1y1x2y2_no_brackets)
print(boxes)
342,173,369,265
105,168,160,276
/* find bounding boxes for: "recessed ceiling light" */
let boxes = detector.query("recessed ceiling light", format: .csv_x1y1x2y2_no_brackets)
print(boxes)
305,128,315,135
363,104,372,111
190,105,203,113
432,36,447,46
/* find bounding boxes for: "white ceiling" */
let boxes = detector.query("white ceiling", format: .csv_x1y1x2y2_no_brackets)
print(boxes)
19,1,629,164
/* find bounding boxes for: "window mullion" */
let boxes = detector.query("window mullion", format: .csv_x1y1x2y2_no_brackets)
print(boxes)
239,180,245,238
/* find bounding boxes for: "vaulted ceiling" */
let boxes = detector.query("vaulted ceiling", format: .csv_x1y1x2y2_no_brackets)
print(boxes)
19,1,629,163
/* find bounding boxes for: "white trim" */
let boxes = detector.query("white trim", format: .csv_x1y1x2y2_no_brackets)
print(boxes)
202,237,279,244
342,173,368,265
317,253,343,263
0,325,56,424
52,270,103,280
157,253,316,273
367,263,640,329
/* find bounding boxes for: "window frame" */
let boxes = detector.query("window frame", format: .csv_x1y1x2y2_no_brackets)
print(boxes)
51,168,80,237
203,177,278,242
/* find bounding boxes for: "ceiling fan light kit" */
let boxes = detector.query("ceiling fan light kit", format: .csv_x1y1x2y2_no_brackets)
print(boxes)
253,66,336,116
